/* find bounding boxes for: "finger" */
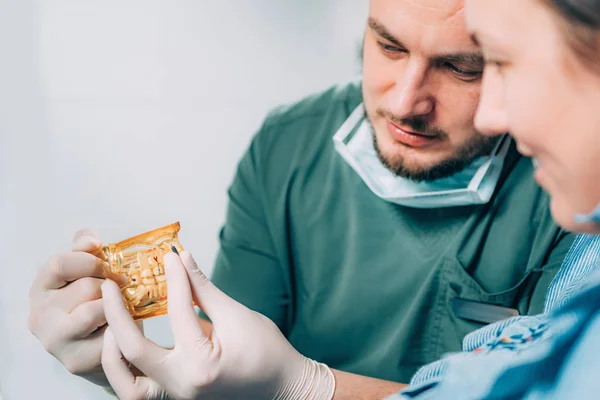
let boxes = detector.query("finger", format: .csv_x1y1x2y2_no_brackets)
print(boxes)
36,252,108,291
53,277,104,313
32,309,104,374
179,251,234,326
72,229,105,257
101,280,170,378
55,330,104,376
136,321,145,335
61,328,105,376
102,326,134,389
67,298,107,338
163,253,206,347
102,327,153,400
72,229,101,250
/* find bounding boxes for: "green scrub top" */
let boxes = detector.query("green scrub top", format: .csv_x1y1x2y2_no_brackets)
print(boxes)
208,80,574,383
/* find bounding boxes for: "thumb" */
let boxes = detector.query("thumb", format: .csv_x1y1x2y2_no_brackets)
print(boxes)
72,229,106,260
179,251,237,325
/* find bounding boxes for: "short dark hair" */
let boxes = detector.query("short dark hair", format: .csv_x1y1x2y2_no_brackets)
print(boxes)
542,0,600,70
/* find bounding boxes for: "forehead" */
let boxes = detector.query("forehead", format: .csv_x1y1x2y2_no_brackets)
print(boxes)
465,0,565,59
369,0,477,55
465,0,522,41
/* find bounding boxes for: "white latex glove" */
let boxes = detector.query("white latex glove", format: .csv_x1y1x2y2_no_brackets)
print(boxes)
101,251,335,400
28,230,126,388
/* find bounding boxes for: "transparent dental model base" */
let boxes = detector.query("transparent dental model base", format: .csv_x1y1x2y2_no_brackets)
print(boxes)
102,222,184,321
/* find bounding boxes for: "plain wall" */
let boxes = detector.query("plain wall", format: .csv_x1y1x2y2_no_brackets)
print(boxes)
0,1,368,398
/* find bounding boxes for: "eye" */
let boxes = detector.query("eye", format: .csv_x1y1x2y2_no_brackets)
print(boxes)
485,59,505,69
376,41,406,59
446,63,482,81
377,42,401,52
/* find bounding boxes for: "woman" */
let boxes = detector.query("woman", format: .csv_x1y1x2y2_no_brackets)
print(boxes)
390,0,600,398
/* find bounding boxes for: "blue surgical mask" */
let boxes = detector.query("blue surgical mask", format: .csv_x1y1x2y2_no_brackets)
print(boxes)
333,104,511,209
575,204,600,224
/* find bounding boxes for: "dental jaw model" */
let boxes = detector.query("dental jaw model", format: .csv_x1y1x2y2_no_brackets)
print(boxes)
102,222,184,321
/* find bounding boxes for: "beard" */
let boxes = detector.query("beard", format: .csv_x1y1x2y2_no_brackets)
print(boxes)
369,110,500,182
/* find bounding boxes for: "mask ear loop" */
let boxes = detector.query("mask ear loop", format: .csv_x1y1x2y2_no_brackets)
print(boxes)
332,104,365,144
575,204,600,224
466,134,511,203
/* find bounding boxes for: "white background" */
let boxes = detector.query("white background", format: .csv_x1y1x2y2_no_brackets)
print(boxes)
0,1,368,398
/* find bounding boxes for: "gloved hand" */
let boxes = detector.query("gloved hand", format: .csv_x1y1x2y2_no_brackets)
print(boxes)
28,230,125,388
101,250,336,400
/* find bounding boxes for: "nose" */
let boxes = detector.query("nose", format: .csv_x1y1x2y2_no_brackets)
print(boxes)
475,67,509,136
387,59,435,119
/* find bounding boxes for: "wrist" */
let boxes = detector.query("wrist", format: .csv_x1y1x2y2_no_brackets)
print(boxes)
272,356,335,400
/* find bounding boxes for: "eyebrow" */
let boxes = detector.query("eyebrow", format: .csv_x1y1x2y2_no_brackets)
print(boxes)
439,52,484,68
368,17,405,49
368,17,483,69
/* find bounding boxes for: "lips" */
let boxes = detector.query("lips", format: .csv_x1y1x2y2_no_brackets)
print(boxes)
386,120,439,148
516,142,535,158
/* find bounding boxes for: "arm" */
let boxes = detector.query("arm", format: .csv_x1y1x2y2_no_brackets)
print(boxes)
200,316,407,399
332,370,407,400
205,127,407,399
206,127,291,331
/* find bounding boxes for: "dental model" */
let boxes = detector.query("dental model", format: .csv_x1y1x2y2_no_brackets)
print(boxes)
102,222,184,321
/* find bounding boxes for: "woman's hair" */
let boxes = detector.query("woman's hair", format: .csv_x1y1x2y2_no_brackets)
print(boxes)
542,0,600,69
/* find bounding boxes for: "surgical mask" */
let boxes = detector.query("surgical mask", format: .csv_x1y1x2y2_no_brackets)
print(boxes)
575,204,600,225
333,104,512,209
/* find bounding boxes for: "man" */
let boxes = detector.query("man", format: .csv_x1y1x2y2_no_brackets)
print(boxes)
28,0,573,397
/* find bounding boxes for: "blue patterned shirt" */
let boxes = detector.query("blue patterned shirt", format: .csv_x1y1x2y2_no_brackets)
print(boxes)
388,234,600,399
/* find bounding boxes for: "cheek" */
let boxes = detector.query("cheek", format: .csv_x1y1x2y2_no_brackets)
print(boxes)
505,73,600,220
467,86,481,104
504,77,551,149
432,81,481,135
362,41,395,104
458,86,481,124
